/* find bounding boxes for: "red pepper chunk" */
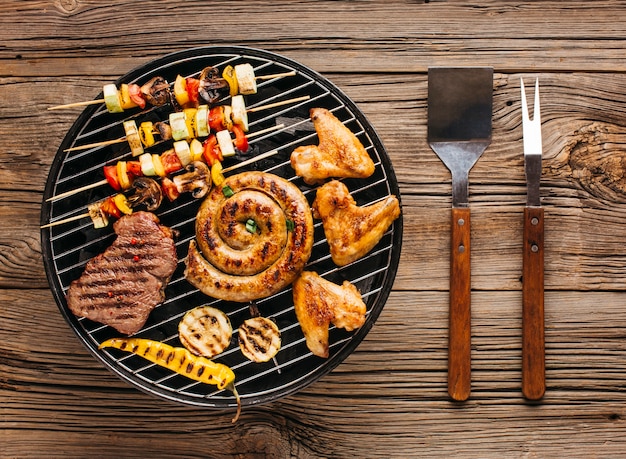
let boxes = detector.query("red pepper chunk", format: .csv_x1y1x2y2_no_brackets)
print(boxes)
160,149,184,175
186,78,200,105
126,160,143,179
161,177,180,202
232,124,249,152
202,135,223,166
103,165,121,191
100,196,122,219
208,106,226,131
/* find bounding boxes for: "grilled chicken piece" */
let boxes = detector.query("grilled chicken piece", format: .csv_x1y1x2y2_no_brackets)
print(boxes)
293,271,366,358
290,108,375,184
313,180,401,266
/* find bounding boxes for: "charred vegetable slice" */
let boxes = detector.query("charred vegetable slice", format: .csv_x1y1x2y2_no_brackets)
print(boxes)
179,305,232,358
238,317,282,363
100,337,241,422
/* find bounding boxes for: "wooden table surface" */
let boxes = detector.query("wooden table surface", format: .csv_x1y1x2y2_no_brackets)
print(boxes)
3,1,626,457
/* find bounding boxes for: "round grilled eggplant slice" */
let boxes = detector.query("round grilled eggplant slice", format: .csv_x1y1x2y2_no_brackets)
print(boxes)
179,305,232,358
238,317,281,363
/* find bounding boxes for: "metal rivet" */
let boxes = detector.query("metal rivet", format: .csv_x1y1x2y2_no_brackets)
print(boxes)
531,244,539,252
458,244,465,253
458,218,465,226
531,217,539,225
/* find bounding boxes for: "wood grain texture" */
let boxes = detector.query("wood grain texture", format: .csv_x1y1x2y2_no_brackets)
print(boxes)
2,0,626,457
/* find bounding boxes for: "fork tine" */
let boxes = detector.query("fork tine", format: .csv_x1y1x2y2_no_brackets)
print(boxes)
533,78,541,122
521,78,530,121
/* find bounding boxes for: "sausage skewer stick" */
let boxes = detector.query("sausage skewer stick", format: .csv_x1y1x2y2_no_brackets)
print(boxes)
60,95,310,153
46,122,286,203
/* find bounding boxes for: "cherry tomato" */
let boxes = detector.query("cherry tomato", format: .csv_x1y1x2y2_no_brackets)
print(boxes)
128,84,146,109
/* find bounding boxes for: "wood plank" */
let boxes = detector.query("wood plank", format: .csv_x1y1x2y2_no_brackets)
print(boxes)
3,289,626,457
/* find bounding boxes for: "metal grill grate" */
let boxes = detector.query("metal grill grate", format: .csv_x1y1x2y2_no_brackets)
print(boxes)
41,47,402,409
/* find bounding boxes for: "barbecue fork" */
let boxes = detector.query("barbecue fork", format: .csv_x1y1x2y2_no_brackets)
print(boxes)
521,78,545,400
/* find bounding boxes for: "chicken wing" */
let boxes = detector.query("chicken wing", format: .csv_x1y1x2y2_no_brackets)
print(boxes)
293,271,366,358
290,108,375,184
313,180,401,266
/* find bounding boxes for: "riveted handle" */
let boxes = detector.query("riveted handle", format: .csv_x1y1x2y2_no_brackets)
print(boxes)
449,207,472,401
522,206,545,400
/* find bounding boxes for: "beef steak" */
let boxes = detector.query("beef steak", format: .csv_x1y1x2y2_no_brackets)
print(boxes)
66,211,178,335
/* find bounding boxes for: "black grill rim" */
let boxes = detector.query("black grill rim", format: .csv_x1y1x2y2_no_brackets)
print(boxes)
41,46,403,410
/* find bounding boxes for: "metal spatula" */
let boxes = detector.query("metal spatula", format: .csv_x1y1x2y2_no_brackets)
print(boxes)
428,67,493,401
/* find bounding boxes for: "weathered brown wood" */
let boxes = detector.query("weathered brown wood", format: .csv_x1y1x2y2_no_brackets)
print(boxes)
3,0,626,457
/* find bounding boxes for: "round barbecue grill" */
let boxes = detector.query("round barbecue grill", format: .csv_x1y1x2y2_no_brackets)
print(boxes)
41,46,403,411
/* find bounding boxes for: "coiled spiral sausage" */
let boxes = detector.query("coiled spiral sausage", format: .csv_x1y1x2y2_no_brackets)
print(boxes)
184,171,314,302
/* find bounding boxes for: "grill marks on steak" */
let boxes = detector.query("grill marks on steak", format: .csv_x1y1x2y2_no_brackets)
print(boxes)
66,212,178,335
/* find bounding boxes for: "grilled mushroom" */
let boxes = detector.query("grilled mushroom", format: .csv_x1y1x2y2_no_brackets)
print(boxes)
127,177,163,211
140,76,171,106
172,161,211,199
198,66,230,105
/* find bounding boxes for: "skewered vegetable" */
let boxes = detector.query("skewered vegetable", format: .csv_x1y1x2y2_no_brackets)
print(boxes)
99,337,241,422
48,64,296,113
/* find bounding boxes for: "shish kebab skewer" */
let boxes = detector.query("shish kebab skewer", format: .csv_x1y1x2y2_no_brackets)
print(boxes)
48,64,295,112
46,121,286,203
40,147,282,230
62,94,310,154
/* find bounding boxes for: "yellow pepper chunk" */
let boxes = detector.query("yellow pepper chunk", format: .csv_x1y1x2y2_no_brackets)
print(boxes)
113,193,133,215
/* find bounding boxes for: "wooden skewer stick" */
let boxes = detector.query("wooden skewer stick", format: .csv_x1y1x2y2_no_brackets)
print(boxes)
254,70,296,81
46,179,108,203
247,95,310,113
42,148,283,229
246,123,285,139
48,99,105,110
64,136,127,152
40,212,91,229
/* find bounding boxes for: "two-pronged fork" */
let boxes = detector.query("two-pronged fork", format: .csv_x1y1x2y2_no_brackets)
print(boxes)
521,78,545,400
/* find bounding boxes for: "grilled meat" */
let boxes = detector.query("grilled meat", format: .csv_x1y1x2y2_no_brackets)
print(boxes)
313,180,400,266
293,271,366,358
290,108,375,185
184,171,314,302
66,211,178,335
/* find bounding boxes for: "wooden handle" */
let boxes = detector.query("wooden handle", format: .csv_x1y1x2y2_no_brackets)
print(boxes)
522,206,545,400
449,207,471,401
